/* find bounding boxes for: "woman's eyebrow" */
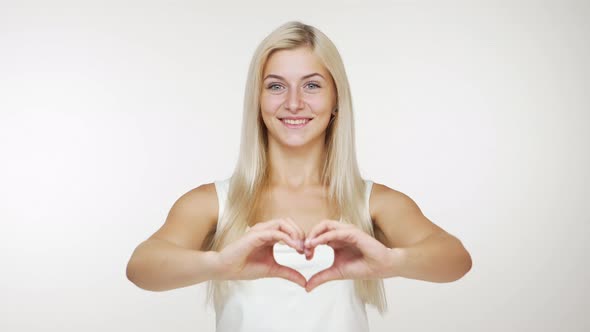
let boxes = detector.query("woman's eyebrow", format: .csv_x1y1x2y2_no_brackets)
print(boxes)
263,73,325,81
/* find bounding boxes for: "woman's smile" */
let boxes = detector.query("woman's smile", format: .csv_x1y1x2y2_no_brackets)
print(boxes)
280,117,313,129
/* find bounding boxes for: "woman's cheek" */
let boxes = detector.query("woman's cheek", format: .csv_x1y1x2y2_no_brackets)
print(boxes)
260,98,283,114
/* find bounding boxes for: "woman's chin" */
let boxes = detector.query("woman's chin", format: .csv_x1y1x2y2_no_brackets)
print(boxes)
268,130,326,148
282,140,308,148
276,136,311,148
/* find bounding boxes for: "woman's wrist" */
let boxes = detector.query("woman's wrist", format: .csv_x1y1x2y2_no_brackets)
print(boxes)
385,247,406,278
201,250,229,281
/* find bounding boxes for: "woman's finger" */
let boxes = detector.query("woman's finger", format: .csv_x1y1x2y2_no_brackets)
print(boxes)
309,229,359,249
286,217,305,242
250,229,300,251
305,219,341,248
304,219,353,259
255,218,304,251
310,228,387,262
269,262,308,288
284,217,305,251
305,265,343,292
271,218,303,251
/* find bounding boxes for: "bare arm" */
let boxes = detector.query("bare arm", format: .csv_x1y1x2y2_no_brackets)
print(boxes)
126,183,225,291
126,238,223,291
371,183,472,282
387,231,472,282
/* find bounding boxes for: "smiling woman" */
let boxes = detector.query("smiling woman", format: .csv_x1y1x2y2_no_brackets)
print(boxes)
260,47,337,148
126,20,472,332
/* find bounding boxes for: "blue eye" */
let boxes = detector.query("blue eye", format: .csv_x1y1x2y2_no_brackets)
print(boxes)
266,82,321,91
267,83,283,90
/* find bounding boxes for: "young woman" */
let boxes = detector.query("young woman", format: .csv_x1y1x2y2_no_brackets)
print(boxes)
126,21,472,332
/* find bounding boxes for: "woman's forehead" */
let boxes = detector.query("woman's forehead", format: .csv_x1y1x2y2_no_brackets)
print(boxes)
263,48,329,79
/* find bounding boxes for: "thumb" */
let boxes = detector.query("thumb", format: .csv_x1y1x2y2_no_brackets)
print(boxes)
305,267,341,292
268,263,307,288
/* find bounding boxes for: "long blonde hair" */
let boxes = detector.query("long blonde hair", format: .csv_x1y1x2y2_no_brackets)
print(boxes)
204,20,388,315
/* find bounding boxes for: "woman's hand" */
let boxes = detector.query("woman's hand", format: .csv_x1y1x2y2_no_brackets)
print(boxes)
304,219,394,292
216,218,307,288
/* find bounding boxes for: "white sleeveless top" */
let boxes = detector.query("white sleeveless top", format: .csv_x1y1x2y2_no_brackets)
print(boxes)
213,177,374,332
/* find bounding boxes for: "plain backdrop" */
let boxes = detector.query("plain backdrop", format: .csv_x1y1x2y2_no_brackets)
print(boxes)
1,0,588,331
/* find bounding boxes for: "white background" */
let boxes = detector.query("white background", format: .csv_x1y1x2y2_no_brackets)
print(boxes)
1,0,588,331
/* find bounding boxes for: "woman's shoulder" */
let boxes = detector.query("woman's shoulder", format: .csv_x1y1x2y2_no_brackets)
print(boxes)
369,180,409,202
173,178,232,228
183,181,217,199
367,181,410,221
147,181,219,251
176,182,219,223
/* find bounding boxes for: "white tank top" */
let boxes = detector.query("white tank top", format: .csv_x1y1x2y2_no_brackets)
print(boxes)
213,177,374,332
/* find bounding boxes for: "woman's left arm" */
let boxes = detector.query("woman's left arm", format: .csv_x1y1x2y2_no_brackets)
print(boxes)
372,183,472,282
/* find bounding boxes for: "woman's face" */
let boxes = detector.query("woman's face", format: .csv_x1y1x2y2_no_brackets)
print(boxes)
260,46,337,148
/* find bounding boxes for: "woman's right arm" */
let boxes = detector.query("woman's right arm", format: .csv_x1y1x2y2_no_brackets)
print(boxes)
126,183,225,291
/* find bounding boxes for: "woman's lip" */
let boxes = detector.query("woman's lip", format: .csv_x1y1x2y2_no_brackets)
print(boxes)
279,118,312,129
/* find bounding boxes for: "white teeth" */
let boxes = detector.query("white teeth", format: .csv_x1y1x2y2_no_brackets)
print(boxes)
282,119,310,125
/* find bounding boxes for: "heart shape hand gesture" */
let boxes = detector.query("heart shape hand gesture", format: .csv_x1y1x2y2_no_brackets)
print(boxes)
216,218,396,292
302,219,395,292
216,218,309,288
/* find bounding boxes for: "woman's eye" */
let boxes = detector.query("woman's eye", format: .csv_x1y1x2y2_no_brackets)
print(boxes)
268,84,283,90
266,82,320,91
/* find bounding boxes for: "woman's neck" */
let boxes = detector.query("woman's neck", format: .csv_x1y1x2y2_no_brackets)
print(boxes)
267,138,327,189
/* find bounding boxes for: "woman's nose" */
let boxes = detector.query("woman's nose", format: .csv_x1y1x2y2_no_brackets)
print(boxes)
285,88,304,111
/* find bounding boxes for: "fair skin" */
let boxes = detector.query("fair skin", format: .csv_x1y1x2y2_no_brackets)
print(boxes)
126,45,471,294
